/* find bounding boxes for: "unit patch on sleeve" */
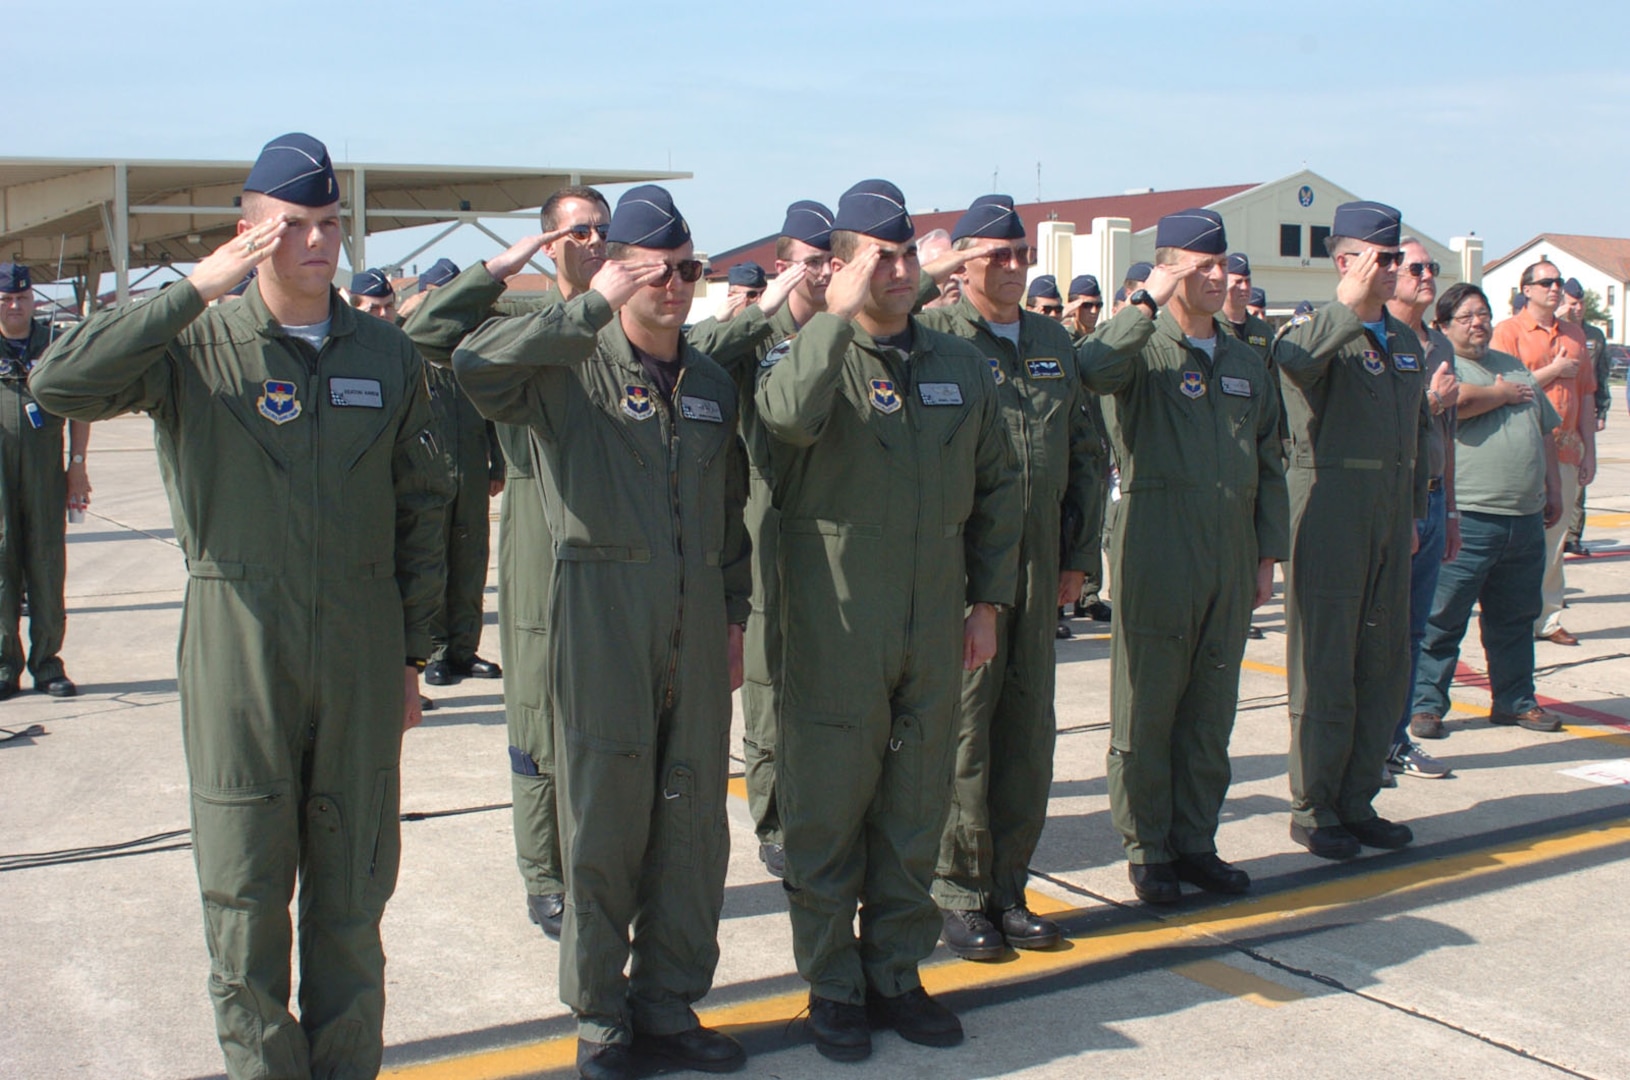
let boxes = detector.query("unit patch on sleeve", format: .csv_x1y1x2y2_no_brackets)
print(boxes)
918,382,964,406
329,377,383,408
761,338,793,368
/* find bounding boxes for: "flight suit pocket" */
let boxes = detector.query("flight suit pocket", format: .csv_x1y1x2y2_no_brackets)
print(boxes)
660,764,696,871
881,713,924,818
362,767,402,910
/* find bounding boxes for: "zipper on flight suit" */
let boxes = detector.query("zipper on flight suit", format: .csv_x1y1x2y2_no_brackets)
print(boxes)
282,333,326,750
660,367,687,711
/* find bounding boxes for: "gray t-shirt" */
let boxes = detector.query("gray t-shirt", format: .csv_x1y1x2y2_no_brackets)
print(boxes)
1453,347,1561,517
987,319,1021,348
282,319,331,353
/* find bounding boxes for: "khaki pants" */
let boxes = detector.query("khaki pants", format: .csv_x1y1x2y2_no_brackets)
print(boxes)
1535,466,1582,638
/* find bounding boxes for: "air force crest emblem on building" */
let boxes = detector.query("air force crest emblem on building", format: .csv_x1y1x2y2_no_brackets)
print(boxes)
257,380,302,424
870,378,902,414
1180,371,1206,399
623,384,655,420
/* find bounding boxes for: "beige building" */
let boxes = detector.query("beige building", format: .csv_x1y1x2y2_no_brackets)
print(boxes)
1483,234,1630,341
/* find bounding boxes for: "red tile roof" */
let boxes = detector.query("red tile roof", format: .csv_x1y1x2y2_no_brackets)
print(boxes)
1485,233,1630,282
392,271,557,294
704,183,1258,279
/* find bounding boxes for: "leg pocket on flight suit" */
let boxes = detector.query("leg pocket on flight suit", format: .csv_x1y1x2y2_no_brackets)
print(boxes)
880,714,925,818
362,767,402,910
1110,622,1186,753
659,764,696,871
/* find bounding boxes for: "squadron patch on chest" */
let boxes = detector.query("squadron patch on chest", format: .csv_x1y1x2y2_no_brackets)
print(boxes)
329,377,383,408
1393,353,1420,372
622,384,655,420
986,357,1005,385
1220,376,1252,397
1248,334,1269,347
869,378,902,414
761,338,793,369
1362,350,1385,376
257,379,302,424
1026,358,1065,379
679,395,723,423
1180,371,1206,399
918,382,963,406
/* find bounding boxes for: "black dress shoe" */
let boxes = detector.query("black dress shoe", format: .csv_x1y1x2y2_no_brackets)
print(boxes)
0,678,20,701
995,904,1061,949
1129,862,1181,904
1247,624,1265,640
807,995,871,1061
758,841,786,879
1173,852,1250,894
527,892,564,939
423,660,455,686
1343,816,1413,850
865,986,963,1048
1290,822,1360,860
940,907,1004,961
419,694,436,712
575,1039,636,1080
38,676,76,698
462,655,503,678
633,1026,745,1073
1086,600,1113,622
1072,599,1089,618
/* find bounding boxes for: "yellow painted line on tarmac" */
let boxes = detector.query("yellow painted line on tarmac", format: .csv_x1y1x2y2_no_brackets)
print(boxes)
1585,511,1630,527
726,776,748,802
382,819,1630,1080
1171,958,1304,1007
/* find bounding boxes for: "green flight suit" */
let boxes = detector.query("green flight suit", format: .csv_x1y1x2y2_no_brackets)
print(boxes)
757,311,1021,1003
405,272,566,903
423,364,503,665
1084,312,1289,863
452,291,751,1047
686,303,800,848
31,281,446,1080
1568,320,1610,542
0,320,70,686
1274,302,1428,830
916,301,1152,910
1071,329,1113,609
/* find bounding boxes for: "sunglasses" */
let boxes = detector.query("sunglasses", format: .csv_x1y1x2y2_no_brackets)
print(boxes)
1077,300,1103,310
983,245,1032,267
565,224,610,241
1037,304,1063,315
1451,310,1492,325
651,259,704,285
1526,277,1564,289
1405,261,1441,279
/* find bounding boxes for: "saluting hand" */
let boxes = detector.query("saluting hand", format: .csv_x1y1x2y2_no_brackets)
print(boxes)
824,246,880,322
1140,261,1197,308
1334,248,1379,310
191,217,289,302
757,262,808,317
485,231,563,282
921,239,1005,284
715,290,749,323
590,259,668,311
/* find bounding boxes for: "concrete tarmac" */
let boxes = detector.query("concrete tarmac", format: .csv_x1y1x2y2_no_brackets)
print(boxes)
4,395,1630,1080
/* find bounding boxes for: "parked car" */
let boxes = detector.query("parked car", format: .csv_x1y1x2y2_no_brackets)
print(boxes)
1607,344,1629,379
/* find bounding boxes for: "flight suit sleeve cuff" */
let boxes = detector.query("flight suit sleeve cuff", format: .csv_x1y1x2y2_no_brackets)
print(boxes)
577,290,616,331
403,630,433,660
725,595,751,626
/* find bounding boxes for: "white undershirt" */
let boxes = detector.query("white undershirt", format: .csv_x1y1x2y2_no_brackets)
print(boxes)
282,319,331,353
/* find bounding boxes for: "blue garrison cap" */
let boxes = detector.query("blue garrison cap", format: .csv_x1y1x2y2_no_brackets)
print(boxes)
1227,253,1252,277
1249,287,1267,308
953,194,1026,243
0,262,31,293
1513,293,1529,313
1293,300,1314,317
1126,261,1153,283
1068,274,1100,299
1155,208,1227,255
1331,200,1402,247
1564,277,1585,300
419,258,459,289
1113,286,1128,303
833,179,913,243
781,200,834,251
243,132,339,207
349,268,394,298
727,262,766,289
226,269,256,297
1027,275,1061,301
608,185,690,249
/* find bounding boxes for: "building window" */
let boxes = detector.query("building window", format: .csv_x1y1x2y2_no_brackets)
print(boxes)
1280,224,1301,258
1309,226,1332,258
1610,285,1617,306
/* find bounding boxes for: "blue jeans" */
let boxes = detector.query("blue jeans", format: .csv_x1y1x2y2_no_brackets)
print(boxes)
1411,510,1546,720
1392,485,1446,749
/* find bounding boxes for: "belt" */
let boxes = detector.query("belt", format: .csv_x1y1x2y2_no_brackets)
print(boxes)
1428,476,1443,492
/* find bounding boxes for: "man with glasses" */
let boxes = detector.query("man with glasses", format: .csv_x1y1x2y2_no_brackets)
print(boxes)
916,194,1158,956
452,185,751,1080
1491,261,1595,647
1557,277,1610,555
758,179,1021,1061
1026,274,1064,319
1413,283,1564,736
1274,201,1428,861
1388,239,1459,781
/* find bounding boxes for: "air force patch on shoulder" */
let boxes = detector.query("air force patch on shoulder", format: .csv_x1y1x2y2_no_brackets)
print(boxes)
761,338,793,369
257,380,302,424
623,385,655,420
869,378,902,414
1026,358,1065,379
1362,350,1385,376
1180,371,1206,399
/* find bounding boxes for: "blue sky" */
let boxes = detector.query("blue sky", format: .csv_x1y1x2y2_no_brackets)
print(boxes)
25,1,1630,278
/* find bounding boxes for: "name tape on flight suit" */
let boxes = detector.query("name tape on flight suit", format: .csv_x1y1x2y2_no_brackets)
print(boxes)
918,382,963,406
329,377,383,408
1220,376,1252,397
1394,353,1420,371
1026,359,1065,379
1248,334,1269,347
680,396,724,423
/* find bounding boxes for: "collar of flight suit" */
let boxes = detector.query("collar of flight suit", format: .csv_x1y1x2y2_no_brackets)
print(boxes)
237,280,361,343
947,295,1043,361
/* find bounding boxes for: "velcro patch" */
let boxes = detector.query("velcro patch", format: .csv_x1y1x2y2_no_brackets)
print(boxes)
1026,359,1065,379
1220,376,1252,397
1394,353,1420,372
918,382,964,406
680,395,723,423
329,377,383,408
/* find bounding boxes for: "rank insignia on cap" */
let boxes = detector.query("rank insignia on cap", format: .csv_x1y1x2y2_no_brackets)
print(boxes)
1394,353,1420,372
761,338,793,368
257,380,302,424
987,357,1005,385
1180,371,1206,399
1362,351,1385,376
1027,359,1065,379
869,378,902,414
622,384,655,420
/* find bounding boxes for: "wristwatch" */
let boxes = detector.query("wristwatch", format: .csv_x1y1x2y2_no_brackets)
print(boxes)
69,454,85,464
1129,289,1156,314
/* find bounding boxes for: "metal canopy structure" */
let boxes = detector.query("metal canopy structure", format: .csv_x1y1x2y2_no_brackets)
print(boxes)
0,156,689,309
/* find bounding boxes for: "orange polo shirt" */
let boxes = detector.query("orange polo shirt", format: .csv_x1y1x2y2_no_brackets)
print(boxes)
1490,308,1594,465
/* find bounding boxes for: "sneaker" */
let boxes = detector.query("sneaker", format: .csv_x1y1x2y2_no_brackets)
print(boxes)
1389,741,1452,779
